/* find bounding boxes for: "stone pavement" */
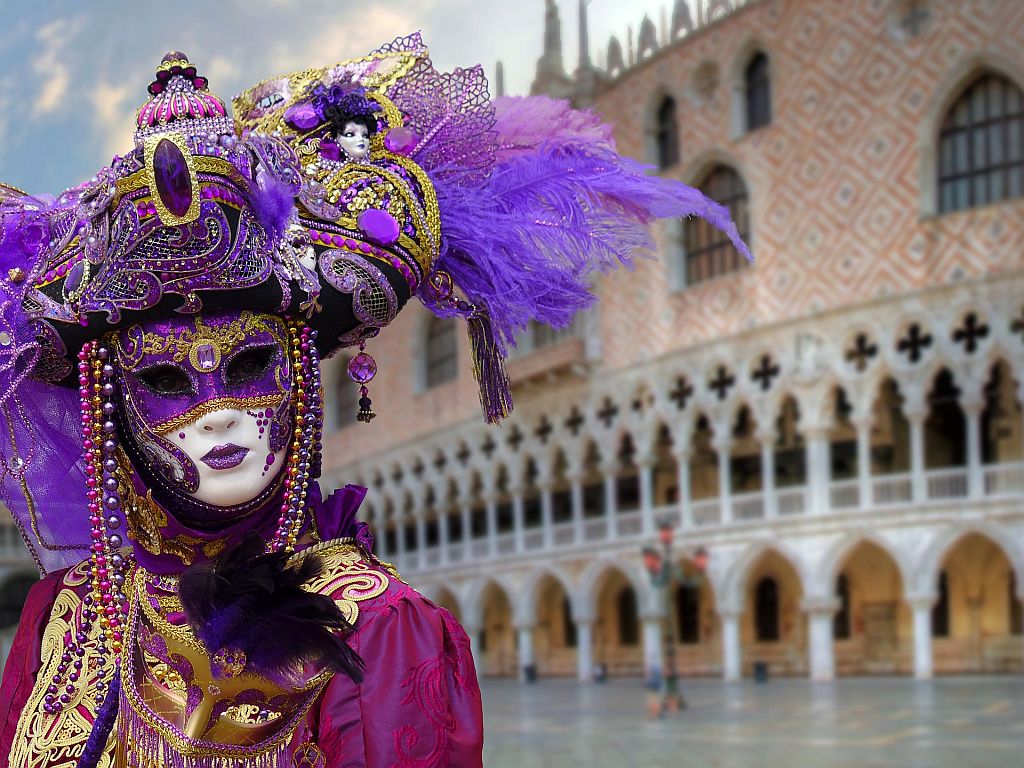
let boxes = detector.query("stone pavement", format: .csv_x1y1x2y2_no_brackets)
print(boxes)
480,677,1024,768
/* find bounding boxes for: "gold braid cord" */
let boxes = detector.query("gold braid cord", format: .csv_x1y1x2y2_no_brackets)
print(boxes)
9,563,115,768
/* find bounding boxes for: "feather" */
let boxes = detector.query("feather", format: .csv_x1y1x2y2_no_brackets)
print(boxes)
492,95,615,161
179,532,364,686
429,142,752,353
248,173,296,246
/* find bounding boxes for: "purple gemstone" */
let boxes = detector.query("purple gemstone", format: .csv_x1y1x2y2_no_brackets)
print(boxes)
357,209,400,246
65,259,86,293
153,138,193,217
384,126,418,155
347,352,377,384
196,344,217,370
319,138,341,162
285,103,320,130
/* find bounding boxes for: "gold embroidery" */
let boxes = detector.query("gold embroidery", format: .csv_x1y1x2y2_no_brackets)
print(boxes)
294,540,390,626
116,311,287,374
9,569,116,768
151,394,283,436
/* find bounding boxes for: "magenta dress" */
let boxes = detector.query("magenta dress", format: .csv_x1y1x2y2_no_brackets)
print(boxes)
0,487,484,767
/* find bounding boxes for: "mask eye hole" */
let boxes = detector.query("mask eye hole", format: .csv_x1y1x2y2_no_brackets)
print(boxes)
137,365,193,397
225,346,275,385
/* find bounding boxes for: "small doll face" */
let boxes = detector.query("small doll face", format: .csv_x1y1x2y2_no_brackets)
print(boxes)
114,311,293,509
335,120,370,160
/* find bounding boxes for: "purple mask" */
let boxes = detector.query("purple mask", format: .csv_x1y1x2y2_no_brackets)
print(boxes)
114,310,293,516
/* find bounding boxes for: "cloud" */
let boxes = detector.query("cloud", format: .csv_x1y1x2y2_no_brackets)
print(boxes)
31,18,82,117
265,7,428,74
91,82,135,162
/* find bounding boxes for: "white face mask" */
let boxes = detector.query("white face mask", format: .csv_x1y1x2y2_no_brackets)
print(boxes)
116,312,293,512
336,121,370,160
169,405,287,507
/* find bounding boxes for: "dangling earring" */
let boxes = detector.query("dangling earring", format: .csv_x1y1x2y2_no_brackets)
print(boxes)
348,341,377,423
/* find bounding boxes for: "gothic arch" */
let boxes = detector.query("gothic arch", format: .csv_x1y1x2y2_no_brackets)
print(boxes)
913,522,1024,598
814,530,912,599
577,557,652,620
721,538,809,612
516,565,578,626
918,53,1024,216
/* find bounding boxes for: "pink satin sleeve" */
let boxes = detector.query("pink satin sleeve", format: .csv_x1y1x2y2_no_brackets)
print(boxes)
313,587,484,767
0,570,66,768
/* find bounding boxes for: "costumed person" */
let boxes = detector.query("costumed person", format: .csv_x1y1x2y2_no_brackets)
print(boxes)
0,35,750,768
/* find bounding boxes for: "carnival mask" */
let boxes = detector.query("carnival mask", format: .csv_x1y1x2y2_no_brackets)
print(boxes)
114,311,293,510
335,120,371,160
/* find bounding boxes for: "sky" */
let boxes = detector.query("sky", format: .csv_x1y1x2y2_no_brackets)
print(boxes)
0,0,677,194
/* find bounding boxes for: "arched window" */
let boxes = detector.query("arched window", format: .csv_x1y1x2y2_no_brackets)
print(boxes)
0,573,37,628
833,573,852,640
744,52,772,131
562,595,578,647
424,316,458,388
931,570,950,637
655,97,680,170
1009,571,1022,636
683,166,750,285
754,576,779,641
938,72,1024,213
676,583,700,644
617,585,639,646
334,355,358,428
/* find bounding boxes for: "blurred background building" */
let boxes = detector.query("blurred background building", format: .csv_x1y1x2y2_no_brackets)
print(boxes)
2,0,1023,681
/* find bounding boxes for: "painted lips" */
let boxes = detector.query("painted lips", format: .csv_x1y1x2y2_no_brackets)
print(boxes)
201,443,249,470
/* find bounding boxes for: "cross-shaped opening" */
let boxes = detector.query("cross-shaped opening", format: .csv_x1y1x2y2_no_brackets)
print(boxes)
896,323,933,364
709,365,736,401
952,312,990,354
751,354,780,392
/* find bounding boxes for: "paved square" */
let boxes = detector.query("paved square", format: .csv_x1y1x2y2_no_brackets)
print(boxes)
480,677,1024,768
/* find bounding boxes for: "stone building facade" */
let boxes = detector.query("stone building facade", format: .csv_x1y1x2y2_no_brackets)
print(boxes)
1,0,1023,682
314,0,1024,681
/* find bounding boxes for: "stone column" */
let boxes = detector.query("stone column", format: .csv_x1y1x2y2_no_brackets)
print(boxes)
854,417,873,509
713,436,733,524
512,488,526,553
803,598,839,681
963,398,984,498
438,507,450,565
516,624,535,681
416,511,428,571
460,501,473,562
674,449,692,529
805,427,831,516
374,511,389,559
908,409,927,503
395,514,408,569
486,495,499,558
540,482,554,550
639,456,656,535
465,623,483,675
909,595,935,680
602,462,618,540
758,429,777,519
576,619,595,681
570,473,585,545
721,609,742,681
642,615,665,678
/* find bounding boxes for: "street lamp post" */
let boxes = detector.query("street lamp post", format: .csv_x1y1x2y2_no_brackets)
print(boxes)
642,518,707,718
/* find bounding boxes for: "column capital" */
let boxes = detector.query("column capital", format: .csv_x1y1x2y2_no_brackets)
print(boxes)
959,396,985,416
513,621,536,633
716,605,744,620
711,435,733,453
906,593,937,610
801,597,840,615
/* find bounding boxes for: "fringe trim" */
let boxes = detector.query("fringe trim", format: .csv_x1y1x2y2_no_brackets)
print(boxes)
118,689,289,768
466,308,512,424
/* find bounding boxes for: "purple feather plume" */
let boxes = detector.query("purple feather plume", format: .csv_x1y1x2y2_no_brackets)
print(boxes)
179,532,364,686
249,174,296,246
429,137,752,353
